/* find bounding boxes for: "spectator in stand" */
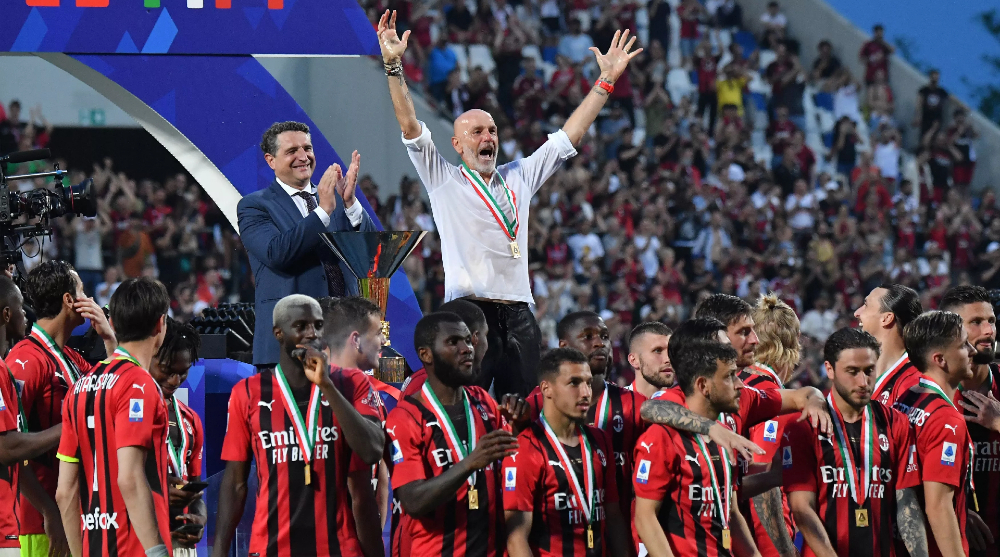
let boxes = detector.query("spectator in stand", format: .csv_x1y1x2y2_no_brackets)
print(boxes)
693,39,721,131
810,40,842,91
647,0,671,52
765,40,804,119
859,23,894,85
766,106,798,165
831,67,862,124
427,37,457,102
913,69,949,137
714,0,743,30
947,107,978,191
829,116,859,178
0,100,25,155
676,0,705,67
716,65,750,120
759,1,788,35
872,124,901,185
557,17,594,65
866,68,894,130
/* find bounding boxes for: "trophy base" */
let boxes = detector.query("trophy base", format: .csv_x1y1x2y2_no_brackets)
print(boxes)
378,355,408,384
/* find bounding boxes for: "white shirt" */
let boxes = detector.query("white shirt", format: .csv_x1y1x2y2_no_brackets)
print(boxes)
403,121,577,303
276,177,364,228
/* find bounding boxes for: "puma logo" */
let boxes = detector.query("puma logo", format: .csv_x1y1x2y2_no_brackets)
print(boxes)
510,452,517,462
321,399,330,407
257,400,274,411
548,460,563,469
386,426,397,437
640,441,654,453
426,421,440,429
13,359,26,370
944,424,958,435
685,455,700,464
131,383,145,394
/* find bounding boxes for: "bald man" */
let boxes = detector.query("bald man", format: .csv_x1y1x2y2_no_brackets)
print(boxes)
378,10,641,397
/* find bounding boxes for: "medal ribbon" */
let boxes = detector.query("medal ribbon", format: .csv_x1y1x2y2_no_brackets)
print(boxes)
113,347,141,367
274,364,322,468
460,162,519,241
748,362,783,388
421,383,478,487
30,324,80,384
826,393,874,505
540,412,595,524
871,352,909,399
593,383,611,429
694,434,732,530
918,377,976,493
166,396,190,478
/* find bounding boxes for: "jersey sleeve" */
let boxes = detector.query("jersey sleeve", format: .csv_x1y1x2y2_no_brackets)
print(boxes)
186,407,205,478
502,434,542,512
633,427,677,501
889,408,919,490
220,380,253,462
9,346,46,415
336,368,382,421
0,369,20,434
650,386,686,404
596,428,619,506
781,420,818,493
386,406,428,489
56,394,79,463
741,387,783,429
917,408,967,489
114,368,163,449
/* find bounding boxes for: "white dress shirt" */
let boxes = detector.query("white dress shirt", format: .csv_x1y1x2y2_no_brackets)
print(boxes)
403,121,577,303
276,177,364,228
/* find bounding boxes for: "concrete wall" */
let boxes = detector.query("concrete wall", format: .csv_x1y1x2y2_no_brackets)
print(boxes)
257,56,457,198
740,0,1000,193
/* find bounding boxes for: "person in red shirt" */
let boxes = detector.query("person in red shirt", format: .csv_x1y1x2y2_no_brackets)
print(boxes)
940,286,1000,557
783,327,925,557
212,295,386,557
56,278,173,557
625,322,673,399
504,348,629,557
766,106,798,161
385,313,526,557
148,318,206,555
858,24,894,85
400,298,489,397
634,339,759,557
853,285,923,406
893,312,976,557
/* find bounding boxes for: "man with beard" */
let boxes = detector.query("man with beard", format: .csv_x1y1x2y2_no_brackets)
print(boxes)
378,9,641,397
503,348,630,557
212,295,385,557
782,328,927,557
894,311,976,557
634,339,760,557
854,284,923,406
940,286,1000,557
401,299,488,397
386,313,527,557
626,322,673,398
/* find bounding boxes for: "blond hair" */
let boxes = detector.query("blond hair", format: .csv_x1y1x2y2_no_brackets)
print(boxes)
753,293,801,376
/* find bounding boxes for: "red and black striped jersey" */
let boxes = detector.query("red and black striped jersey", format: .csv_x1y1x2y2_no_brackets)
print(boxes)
221,366,382,557
167,398,204,481
56,357,171,557
958,364,1000,557
633,423,738,557
502,421,618,557
782,402,919,557
9,333,97,535
739,367,796,557
399,368,427,398
872,353,920,407
386,386,506,557
0,360,22,547
893,379,972,557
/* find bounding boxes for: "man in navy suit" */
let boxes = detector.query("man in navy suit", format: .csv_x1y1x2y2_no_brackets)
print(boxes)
238,121,376,367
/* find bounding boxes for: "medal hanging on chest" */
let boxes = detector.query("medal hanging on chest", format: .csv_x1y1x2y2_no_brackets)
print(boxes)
827,394,874,527
421,384,480,509
274,365,322,485
540,413,596,548
694,434,733,548
461,163,521,259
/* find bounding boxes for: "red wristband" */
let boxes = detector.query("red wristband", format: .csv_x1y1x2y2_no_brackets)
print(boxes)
595,79,614,94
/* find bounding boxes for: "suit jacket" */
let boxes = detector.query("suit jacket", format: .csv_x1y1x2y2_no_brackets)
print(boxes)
238,180,376,365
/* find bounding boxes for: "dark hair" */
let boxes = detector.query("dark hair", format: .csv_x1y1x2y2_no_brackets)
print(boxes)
904,311,965,372
823,328,881,367
318,296,381,349
673,340,738,395
538,347,589,381
26,261,77,320
878,284,922,331
109,278,169,343
557,311,602,340
940,286,991,313
438,299,487,332
695,294,753,327
873,24,884,31
413,312,466,353
667,317,728,364
156,317,201,369
0,276,20,312
628,322,673,352
260,121,310,157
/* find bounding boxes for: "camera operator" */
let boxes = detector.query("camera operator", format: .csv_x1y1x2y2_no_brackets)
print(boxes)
8,261,117,557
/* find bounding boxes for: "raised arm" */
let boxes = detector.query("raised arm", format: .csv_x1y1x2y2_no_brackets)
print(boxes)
378,11,421,140
562,30,642,146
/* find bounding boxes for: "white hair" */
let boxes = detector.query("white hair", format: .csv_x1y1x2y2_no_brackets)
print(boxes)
272,294,321,327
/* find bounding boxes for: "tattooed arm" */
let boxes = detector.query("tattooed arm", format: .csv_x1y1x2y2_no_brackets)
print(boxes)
896,488,928,557
752,487,797,557
640,400,764,461
377,10,421,139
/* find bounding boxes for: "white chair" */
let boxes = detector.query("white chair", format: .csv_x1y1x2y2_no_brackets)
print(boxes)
448,43,470,82
666,67,695,104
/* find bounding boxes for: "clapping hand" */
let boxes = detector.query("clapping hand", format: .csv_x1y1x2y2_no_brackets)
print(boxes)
588,29,642,84
336,150,360,208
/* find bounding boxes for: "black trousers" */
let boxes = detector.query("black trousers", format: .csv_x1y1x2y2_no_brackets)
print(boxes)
468,299,542,398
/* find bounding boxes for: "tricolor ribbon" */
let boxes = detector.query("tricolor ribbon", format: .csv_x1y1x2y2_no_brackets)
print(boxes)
166,396,190,478
540,412,595,526
593,383,611,429
274,365,322,469
460,162,519,242
422,383,478,488
827,393,874,506
30,324,80,384
694,433,732,531
871,352,909,400
918,377,976,495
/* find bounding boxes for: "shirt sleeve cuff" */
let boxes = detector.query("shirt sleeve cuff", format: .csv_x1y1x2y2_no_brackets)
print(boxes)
549,129,578,159
313,206,332,227
401,121,432,149
57,453,80,463
344,200,364,227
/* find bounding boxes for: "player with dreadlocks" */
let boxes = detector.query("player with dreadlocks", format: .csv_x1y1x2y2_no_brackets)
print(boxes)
148,318,206,557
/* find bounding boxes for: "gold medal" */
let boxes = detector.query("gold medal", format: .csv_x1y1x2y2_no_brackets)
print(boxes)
722,528,731,549
304,465,311,485
509,240,521,258
855,508,868,527
468,488,479,509
587,525,594,548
